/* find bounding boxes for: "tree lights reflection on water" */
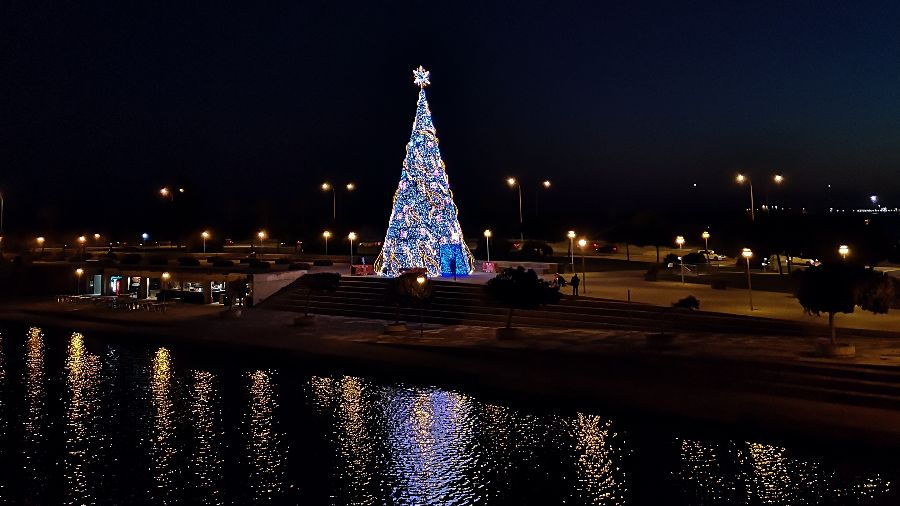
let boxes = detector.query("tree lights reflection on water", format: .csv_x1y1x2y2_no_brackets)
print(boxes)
0,325,895,504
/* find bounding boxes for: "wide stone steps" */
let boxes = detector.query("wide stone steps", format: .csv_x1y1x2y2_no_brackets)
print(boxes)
263,276,837,337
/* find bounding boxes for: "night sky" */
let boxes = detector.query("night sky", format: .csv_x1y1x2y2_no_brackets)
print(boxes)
3,2,900,242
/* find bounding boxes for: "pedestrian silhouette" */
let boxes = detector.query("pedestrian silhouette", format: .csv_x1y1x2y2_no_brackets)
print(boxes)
450,255,457,281
571,274,580,296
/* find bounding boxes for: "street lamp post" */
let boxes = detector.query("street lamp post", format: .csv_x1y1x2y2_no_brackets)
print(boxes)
736,174,755,221
78,235,87,261
161,271,171,301
701,231,710,252
323,231,332,256
322,183,336,220
75,268,84,295
347,232,356,275
416,275,426,337
507,178,523,241
201,231,210,254
36,237,45,255
483,229,492,262
675,235,686,285
578,238,587,294
257,231,267,253
742,248,754,311
321,182,355,221
567,231,576,272
348,232,357,274
839,244,849,261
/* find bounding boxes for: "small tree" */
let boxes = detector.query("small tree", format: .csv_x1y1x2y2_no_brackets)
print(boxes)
297,272,341,317
385,270,433,324
796,264,894,344
485,267,561,329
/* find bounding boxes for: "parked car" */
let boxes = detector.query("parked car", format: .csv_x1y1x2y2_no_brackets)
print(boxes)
698,249,726,261
592,242,618,254
681,252,709,264
508,240,553,260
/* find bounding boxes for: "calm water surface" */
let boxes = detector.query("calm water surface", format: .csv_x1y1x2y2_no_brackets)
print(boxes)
0,324,896,505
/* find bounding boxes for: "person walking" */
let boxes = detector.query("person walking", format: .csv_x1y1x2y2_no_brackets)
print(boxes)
571,273,580,296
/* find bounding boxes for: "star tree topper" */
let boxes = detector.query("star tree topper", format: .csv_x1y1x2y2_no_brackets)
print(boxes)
413,65,430,88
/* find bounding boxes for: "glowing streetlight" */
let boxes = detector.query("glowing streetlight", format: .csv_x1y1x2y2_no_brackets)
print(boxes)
36,236,46,255
323,230,332,255
701,231,710,251
93,233,101,241
742,248,754,311
201,231,210,253
257,230,267,251
483,229,492,262
78,235,87,260
348,232,357,273
160,187,170,198
346,183,355,191
567,230,576,270
736,174,755,221
141,233,149,246
578,238,588,294
839,244,849,260
542,180,551,188
416,275,427,336
75,268,84,295
321,182,335,220
675,235,685,249
507,177,523,241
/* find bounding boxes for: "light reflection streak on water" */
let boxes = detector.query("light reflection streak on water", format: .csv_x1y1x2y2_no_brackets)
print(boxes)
386,388,477,506
150,347,177,503
64,332,102,505
189,370,223,505
678,439,893,504
334,376,376,504
23,327,46,492
246,370,285,501
573,413,627,505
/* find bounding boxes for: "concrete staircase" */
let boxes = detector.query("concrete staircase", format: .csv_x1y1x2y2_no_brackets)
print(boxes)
261,276,859,338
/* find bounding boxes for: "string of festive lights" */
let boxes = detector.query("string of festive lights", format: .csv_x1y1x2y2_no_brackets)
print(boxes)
375,66,474,277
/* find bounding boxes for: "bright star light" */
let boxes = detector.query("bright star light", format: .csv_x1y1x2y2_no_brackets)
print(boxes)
413,65,430,88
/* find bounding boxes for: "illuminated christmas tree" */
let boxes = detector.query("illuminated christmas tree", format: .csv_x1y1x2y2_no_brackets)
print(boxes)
375,66,474,277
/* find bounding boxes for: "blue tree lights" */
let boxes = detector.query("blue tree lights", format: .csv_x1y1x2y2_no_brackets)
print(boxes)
375,66,474,277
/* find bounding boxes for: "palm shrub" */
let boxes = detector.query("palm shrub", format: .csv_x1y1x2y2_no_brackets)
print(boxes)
297,272,341,317
485,267,561,329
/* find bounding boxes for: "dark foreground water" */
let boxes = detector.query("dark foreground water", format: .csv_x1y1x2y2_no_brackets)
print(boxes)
0,325,896,505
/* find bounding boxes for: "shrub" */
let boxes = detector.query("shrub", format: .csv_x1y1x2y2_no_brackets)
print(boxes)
289,262,311,270
484,267,561,329
797,264,894,344
148,255,168,266
313,259,334,266
385,272,434,324
297,272,341,316
274,258,292,265
673,295,700,310
178,257,201,267
212,259,234,268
